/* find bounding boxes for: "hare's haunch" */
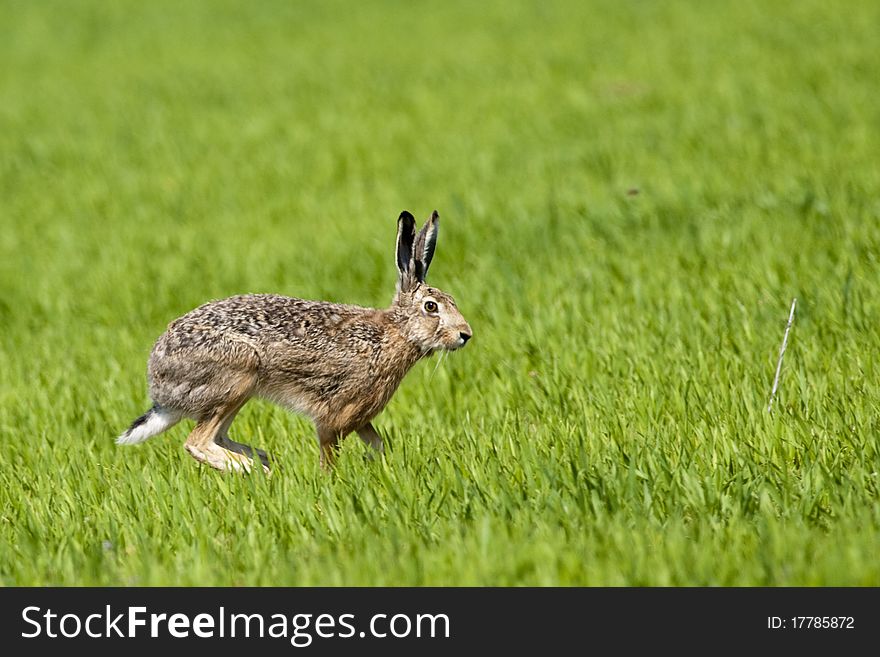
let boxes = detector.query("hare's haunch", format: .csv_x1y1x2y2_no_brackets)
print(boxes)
117,211,472,472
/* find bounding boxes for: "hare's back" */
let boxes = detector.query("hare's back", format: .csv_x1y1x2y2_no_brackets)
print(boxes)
153,293,370,360
165,294,315,338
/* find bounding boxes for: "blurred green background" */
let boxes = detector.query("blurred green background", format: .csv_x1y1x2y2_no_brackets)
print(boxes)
1,0,878,585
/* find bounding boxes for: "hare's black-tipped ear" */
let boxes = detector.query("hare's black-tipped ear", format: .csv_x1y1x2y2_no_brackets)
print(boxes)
413,210,439,282
396,211,416,285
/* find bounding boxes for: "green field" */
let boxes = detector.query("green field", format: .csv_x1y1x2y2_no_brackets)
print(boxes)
1,0,879,586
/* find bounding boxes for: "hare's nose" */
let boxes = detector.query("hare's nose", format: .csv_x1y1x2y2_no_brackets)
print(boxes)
459,331,472,344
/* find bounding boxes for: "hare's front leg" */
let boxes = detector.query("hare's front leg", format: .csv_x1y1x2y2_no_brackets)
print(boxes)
315,422,383,469
356,422,384,455
316,424,342,469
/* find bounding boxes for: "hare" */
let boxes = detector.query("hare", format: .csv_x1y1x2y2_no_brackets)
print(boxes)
117,210,472,473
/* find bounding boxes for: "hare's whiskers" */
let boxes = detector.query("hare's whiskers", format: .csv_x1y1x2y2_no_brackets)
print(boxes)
430,350,447,380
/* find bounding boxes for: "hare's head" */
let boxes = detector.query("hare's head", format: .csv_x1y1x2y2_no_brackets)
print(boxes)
392,211,472,353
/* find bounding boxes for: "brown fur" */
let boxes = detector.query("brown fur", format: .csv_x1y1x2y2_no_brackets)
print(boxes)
118,211,471,472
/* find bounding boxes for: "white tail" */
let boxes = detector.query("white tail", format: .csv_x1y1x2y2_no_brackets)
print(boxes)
117,406,182,445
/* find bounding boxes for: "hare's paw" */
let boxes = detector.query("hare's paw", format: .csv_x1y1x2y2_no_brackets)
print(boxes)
185,443,270,475
215,435,271,470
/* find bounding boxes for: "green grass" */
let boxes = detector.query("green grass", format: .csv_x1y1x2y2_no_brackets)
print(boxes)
1,0,879,586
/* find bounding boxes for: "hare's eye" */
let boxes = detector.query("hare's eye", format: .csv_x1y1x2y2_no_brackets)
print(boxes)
424,300,438,313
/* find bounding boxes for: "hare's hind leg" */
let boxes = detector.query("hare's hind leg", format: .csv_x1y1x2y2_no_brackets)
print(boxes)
185,400,268,474
215,412,271,470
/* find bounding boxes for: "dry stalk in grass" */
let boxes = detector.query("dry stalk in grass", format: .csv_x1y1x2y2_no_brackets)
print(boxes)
767,298,797,413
